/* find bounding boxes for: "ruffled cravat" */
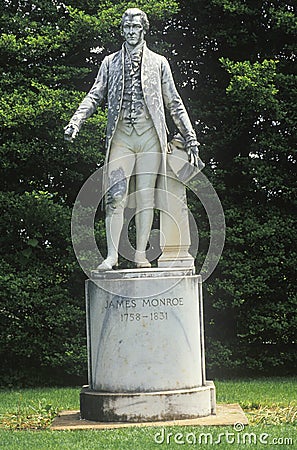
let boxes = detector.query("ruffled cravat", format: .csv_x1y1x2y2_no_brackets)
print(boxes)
125,42,144,72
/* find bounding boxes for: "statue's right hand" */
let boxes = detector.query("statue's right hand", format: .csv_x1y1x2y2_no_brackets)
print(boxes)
64,123,79,142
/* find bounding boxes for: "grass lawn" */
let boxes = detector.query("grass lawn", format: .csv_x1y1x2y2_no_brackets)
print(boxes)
0,377,296,449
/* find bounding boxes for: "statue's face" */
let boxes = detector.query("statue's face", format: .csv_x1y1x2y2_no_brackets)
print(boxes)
122,15,145,47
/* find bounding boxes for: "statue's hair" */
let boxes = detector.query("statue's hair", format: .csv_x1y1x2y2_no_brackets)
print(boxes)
121,8,149,32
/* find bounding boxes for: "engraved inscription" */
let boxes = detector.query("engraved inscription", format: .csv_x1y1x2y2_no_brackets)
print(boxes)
142,297,183,307
105,296,184,323
120,312,168,322
104,297,184,309
104,299,136,309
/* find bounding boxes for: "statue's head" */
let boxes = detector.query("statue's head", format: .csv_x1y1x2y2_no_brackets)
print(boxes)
121,8,149,47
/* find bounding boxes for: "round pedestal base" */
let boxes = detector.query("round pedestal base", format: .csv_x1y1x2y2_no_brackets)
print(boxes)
80,382,216,422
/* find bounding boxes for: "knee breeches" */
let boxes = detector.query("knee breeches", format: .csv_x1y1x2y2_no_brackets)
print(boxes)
106,125,162,213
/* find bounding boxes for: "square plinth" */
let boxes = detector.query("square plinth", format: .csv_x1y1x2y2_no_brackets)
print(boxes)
51,403,248,430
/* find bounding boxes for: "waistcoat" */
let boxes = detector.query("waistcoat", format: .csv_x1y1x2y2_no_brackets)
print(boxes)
119,45,154,136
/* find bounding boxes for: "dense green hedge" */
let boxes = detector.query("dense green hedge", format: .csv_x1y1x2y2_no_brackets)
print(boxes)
0,0,296,385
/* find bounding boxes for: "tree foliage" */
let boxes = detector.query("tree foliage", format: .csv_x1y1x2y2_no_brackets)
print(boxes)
0,0,179,385
165,0,296,375
0,0,296,383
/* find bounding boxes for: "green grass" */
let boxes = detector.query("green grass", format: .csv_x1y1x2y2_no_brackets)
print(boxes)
0,378,296,449
0,387,79,415
215,377,297,408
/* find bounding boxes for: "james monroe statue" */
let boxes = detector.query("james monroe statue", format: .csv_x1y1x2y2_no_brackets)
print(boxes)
64,8,199,270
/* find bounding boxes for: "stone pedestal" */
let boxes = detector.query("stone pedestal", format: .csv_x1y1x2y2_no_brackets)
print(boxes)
157,145,204,269
158,174,194,269
80,268,216,422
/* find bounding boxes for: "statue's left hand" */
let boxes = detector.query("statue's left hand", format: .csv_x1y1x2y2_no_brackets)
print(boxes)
187,144,200,166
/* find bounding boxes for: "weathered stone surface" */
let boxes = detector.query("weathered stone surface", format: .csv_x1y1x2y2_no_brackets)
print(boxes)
51,404,248,430
157,151,200,269
86,269,204,392
81,268,216,422
80,382,215,422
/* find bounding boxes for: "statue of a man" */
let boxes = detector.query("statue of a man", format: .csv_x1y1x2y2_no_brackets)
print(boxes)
64,8,199,270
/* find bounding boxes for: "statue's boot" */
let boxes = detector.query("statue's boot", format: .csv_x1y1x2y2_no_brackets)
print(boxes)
135,209,152,268
135,250,151,268
97,256,118,271
96,212,121,271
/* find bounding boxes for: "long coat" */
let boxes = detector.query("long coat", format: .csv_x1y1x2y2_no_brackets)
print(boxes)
70,43,197,168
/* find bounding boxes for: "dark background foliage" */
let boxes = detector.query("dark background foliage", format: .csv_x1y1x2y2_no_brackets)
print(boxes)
0,0,296,386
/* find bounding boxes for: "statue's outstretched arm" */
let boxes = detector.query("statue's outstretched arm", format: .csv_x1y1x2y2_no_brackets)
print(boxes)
64,57,109,142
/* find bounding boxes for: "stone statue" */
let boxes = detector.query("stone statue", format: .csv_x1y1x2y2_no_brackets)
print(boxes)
64,8,200,270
